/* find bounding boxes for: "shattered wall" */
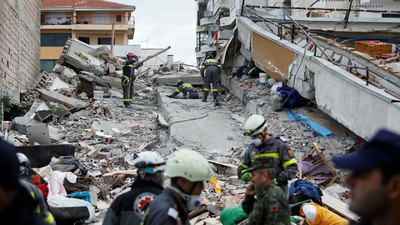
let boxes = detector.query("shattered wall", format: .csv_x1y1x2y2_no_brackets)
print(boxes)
233,17,400,139
0,0,41,102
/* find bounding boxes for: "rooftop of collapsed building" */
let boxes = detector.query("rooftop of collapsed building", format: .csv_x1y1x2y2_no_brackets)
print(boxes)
0,36,367,224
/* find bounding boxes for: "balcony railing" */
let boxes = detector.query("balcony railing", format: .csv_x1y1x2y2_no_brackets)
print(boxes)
41,16,135,26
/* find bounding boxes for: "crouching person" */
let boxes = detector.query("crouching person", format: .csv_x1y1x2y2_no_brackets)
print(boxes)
239,156,290,225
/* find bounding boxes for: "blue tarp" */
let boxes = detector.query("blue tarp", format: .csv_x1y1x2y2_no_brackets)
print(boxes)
285,110,333,137
289,179,323,202
277,87,301,108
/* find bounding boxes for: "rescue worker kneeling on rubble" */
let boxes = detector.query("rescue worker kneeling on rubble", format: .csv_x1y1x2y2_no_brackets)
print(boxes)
200,54,222,106
0,138,47,225
17,153,55,225
167,80,199,99
122,52,143,108
141,149,212,225
238,115,298,194
239,156,290,225
103,152,165,225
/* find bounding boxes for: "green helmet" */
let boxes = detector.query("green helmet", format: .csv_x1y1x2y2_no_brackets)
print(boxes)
166,149,212,182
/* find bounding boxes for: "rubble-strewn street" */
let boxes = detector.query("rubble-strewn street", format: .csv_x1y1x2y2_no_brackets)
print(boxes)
2,0,400,224
0,41,360,223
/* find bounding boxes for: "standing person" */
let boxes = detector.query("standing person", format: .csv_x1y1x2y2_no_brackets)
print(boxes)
122,52,142,108
167,80,199,99
239,156,290,225
200,54,221,106
238,115,298,194
332,129,400,225
142,149,212,225
103,152,165,225
0,138,46,225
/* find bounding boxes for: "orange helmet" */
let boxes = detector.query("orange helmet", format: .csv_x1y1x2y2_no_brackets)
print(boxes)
127,52,136,58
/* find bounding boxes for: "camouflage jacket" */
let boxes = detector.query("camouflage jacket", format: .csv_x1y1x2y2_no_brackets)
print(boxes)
241,183,290,225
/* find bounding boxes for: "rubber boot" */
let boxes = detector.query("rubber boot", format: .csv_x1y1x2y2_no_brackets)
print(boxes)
213,92,220,106
124,102,132,108
202,92,208,102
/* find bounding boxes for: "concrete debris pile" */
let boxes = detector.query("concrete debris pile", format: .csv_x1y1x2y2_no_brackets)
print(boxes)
1,47,162,223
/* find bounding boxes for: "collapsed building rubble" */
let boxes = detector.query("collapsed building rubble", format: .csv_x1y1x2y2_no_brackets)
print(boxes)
0,38,366,224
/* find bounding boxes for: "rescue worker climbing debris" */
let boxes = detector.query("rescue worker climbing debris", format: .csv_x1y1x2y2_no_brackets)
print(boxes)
332,129,400,225
167,80,199,99
103,152,165,225
239,156,290,225
0,138,47,225
122,52,142,108
238,115,298,194
200,53,222,106
141,149,212,225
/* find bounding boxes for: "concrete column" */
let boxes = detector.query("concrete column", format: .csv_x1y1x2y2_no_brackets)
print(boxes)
125,11,129,24
123,33,128,45
73,11,77,24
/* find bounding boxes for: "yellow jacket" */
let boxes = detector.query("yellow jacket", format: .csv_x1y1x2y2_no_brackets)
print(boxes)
300,203,349,225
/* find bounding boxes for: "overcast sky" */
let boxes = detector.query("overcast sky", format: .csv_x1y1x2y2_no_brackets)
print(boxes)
112,0,197,65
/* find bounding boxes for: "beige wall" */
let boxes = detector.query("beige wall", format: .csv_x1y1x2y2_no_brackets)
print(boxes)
76,11,93,24
74,31,126,45
40,47,64,60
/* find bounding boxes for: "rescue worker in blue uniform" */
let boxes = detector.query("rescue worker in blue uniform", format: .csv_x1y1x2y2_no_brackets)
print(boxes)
103,152,165,225
122,52,142,108
167,80,199,99
200,54,222,106
141,149,212,225
238,115,298,194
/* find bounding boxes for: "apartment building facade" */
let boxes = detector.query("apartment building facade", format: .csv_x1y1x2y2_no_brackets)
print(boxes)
40,0,135,72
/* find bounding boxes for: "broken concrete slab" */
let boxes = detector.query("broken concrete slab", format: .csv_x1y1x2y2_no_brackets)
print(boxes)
60,67,78,84
50,77,71,91
64,53,92,72
26,123,51,145
39,89,88,109
12,117,39,134
156,72,203,86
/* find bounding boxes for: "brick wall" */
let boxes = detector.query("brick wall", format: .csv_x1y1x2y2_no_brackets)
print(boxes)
0,0,40,102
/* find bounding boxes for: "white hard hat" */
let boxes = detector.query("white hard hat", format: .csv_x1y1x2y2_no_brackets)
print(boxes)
166,149,212,182
243,115,267,137
17,153,30,173
133,151,165,174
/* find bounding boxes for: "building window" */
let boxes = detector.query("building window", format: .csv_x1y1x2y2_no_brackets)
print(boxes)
41,33,72,46
116,15,122,22
40,60,57,72
79,37,90,44
98,38,112,45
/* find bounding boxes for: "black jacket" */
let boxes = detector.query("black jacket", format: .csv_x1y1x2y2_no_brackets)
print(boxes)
0,185,46,225
103,179,164,225
142,188,189,225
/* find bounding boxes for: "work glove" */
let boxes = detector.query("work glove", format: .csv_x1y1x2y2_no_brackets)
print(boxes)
240,170,252,182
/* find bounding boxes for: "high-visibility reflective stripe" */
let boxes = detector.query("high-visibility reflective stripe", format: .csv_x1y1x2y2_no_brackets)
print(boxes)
203,88,210,91
217,65,221,67
212,89,218,92
201,66,205,68
123,99,132,102
249,67,256,73
45,213,55,224
176,89,181,93
256,153,280,159
31,191,35,199
238,164,249,169
183,84,191,89
122,77,130,86
283,158,298,169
